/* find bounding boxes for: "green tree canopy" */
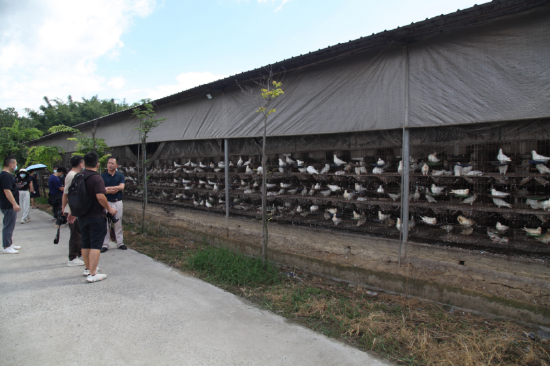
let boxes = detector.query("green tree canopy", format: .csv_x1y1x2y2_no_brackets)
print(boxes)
0,120,44,165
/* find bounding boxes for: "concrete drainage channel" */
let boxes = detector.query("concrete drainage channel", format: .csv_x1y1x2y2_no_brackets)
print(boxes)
124,200,550,329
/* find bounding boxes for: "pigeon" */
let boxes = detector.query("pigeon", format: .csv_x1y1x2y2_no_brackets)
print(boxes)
421,163,429,176
277,189,285,195
493,197,512,208
536,164,550,174
334,155,347,166
301,186,308,196
286,156,296,165
461,194,477,205
307,166,319,175
441,225,453,233
536,177,549,186
497,149,512,164
280,183,291,188
359,166,368,174
174,162,183,168
257,166,263,175
288,189,298,195
454,164,463,177
465,170,483,176
343,190,353,201
205,201,213,208
243,158,252,166
498,164,508,175
377,158,385,166
372,167,384,175
532,151,550,162
310,205,319,212
420,216,437,225
355,184,366,193
237,157,243,166
218,161,225,168
323,211,332,220
397,160,403,174
377,185,384,194
296,205,302,213
326,208,338,215
491,189,510,197
314,183,321,190
522,227,542,235
378,211,390,221
536,231,550,244
278,158,286,167
199,162,207,168
213,184,218,192
541,198,550,211
297,159,305,166
332,215,342,226
209,162,215,169
411,187,420,202
388,193,400,201
496,222,509,232
308,189,315,196
245,165,254,174
320,190,331,197
298,168,307,173
428,153,439,163
425,194,437,203
356,216,366,227
320,164,330,174
457,215,474,227
431,184,445,195
450,189,469,195
327,184,340,192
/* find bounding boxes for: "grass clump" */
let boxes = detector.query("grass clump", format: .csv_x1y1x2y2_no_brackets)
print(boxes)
188,246,281,286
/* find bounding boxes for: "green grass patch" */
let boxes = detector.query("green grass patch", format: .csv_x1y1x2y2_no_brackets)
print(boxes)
188,246,281,286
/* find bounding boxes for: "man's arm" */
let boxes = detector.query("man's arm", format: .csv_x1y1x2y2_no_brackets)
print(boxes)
96,193,117,216
3,189,20,212
105,183,125,194
62,193,68,214
29,181,34,193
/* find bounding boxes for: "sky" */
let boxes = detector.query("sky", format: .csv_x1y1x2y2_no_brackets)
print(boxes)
0,0,488,114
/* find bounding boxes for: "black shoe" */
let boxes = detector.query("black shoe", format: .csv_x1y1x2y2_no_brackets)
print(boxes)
118,245,127,250
100,247,108,253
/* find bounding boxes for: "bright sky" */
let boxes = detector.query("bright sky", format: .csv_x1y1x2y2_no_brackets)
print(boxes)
0,0,487,114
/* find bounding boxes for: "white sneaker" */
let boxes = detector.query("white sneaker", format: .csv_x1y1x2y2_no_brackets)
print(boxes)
20,221,25,224
68,258,85,267
87,273,107,282
10,245,21,250
3,247,19,254
83,267,100,276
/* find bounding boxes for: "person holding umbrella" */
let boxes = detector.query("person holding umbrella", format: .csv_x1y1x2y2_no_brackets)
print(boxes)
25,164,47,210
15,168,34,224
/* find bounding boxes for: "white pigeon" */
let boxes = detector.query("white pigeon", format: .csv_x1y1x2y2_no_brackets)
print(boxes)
320,164,330,174
245,165,254,174
174,162,183,168
199,162,207,168
343,190,353,201
496,222,509,232
280,183,291,188
428,153,439,163
333,155,347,166
286,156,296,165
498,164,508,175
355,183,366,192
314,183,321,190
536,164,550,174
377,185,384,194
411,187,420,201
532,151,550,162
397,160,403,174
296,206,302,213
425,194,437,203
278,158,286,167
372,167,384,175
388,193,400,201
218,161,225,168
298,168,307,173
332,215,342,226
431,184,445,195
420,216,437,225
237,157,243,166
257,166,263,175
320,190,331,197
491,189,510,197
522,227,542,235
497,149,512,164
421,163,429,176
213,184,218,192
450,189,469,195
297,159,305,166
378,211,390,221
377,158,385,165
327,184,340,192
454,164,463,177
310,205,319,212
307,166,319,175
205,201,213,208
301,186,308,196
209,162,215,169
243,158,252,166
493,197,512,208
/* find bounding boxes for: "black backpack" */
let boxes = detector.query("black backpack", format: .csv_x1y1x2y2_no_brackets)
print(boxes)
68,172,97,216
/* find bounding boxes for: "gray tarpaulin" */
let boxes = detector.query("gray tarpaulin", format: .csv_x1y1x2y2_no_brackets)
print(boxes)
36,7,550,151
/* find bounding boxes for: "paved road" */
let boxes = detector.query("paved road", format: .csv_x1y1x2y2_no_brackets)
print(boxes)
0,208,388,366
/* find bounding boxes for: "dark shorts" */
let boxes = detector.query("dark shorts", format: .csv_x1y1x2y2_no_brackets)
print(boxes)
31,190,40,198
78,216,107,250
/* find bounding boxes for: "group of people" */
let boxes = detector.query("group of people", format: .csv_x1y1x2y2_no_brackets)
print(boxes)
1,153,127,284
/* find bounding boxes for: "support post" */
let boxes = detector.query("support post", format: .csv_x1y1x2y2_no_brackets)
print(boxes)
399,44,410,267
224,139,229,226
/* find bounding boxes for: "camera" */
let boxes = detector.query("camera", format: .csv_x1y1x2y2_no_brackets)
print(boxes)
106,212,119,224
55,213,67,227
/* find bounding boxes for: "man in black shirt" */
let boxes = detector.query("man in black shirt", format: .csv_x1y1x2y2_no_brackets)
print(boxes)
1,156,22,254
100,156,126,252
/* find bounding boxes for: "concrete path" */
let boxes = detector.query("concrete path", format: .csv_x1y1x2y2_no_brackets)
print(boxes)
0,208,388,366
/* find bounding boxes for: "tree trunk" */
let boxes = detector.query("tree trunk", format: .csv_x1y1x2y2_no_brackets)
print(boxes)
261,115,268,267
141,140,146,234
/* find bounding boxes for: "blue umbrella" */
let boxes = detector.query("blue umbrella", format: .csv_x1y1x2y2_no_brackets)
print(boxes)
25,163,47,171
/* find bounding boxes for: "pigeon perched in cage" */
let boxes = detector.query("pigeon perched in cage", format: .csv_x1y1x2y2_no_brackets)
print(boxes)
398,160,403,174
332,215,342,226
257,166,263,175
209,162,215,169
431,184,445,195
388,193,400,201
357,216,366,227
308,189,315,196
497,149,512,164
296,206,302,213
522,227,542,235
328,184,340,192
285,156,296,165
378,211,390,221
353,211,361,219
541,199,550,211
243,158,252,166
532,151,550,162
205,201,213,208
377,158,385,166
309,205,318,213
334,155,347,166
491,189,510,197
536,164,550,174
307,166,319,175
174,162,183,168
278,158,286,167
421,163,429,176
498,164,508,175
411,187,420,202
535,177,549,186
425,194,437,203
496,222,509,232
420,216,437,225
377,185,384,194
326,208,338,215
246,165,254,174
355,183,366,193
237,157,243,166
454,164,463,177
298,168,307,173
492,197,512,208
373,167,384,175
297,159,305,166
450,189,469,195
343,190,353,201
428,153,439,163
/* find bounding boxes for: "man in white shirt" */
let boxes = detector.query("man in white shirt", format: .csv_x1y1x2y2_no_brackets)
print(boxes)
61,156,85,266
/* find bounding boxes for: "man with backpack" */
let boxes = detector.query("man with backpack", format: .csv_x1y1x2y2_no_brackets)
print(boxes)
61,155,85,267
70,152,117,283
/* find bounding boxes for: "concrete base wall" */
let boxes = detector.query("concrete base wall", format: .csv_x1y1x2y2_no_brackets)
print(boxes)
123,201,550,327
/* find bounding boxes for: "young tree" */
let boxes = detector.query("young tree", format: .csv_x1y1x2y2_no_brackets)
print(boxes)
239,68,285,266
0,119,44,164
48,125,111,168
132,102,166,233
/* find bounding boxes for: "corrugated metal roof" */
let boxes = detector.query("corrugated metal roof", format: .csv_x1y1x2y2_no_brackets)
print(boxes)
32,0,548,143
